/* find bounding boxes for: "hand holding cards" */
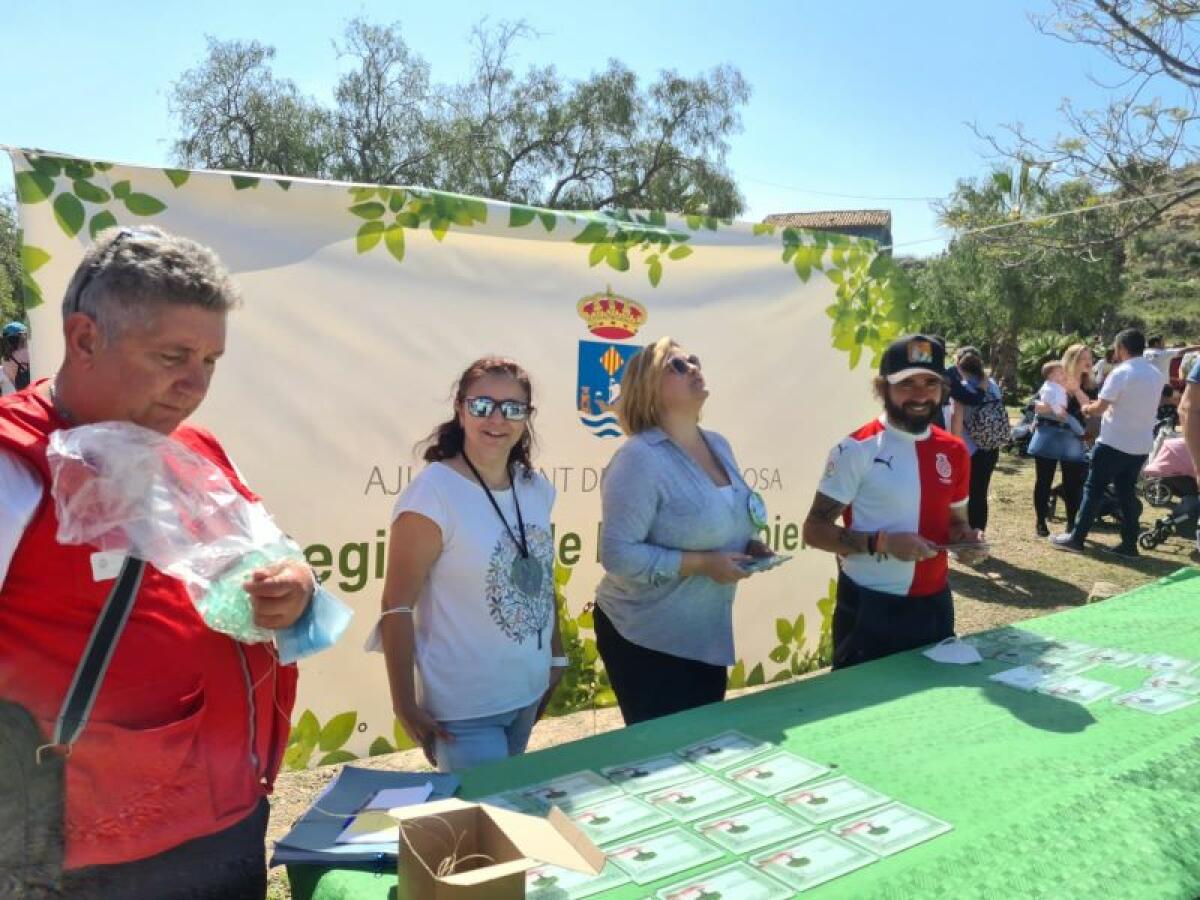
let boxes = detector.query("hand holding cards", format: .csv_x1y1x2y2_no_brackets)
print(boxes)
739,553,792,575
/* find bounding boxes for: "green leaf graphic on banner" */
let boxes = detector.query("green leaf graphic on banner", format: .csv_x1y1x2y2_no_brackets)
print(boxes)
88,210,119,239
93,162,113,172
72,180,110,204
647,255,663,287
318,712,356,752
164,169,190,188
112,180,131,201
667,244,693,261
570,209,698,285
368,737,394,757
394,719,417,751
430,217,450,241
20,244,50,274
384,223,405,263
538,211,556,232
274,179,292,191
351,202,386,220
15,171,54,204
124,193,166,216
231,175,260,190
357,221,384,253
53,193,85,237
775,618,793,644
318,750,357,766
509,206,537,228
27,155,62,178
21,272,44,309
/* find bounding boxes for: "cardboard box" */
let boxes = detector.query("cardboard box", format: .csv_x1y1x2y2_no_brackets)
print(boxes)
390,798,606,899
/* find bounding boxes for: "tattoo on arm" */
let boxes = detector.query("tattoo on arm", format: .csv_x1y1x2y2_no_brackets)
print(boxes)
805,492,869,555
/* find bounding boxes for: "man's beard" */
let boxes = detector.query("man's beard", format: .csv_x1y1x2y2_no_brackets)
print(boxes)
884,394,938,433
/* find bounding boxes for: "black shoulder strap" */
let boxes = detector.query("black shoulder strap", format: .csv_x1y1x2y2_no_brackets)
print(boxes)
38,556,145,762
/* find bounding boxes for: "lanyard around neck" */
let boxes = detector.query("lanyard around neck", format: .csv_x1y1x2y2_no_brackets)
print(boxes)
461,451,529,558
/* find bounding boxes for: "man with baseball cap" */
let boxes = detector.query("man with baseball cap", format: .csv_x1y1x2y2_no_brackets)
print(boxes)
802,335,986,668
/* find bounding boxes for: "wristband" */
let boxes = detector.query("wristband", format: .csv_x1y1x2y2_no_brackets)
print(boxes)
876,530,889,560
866,532,877,556
550,656,569,668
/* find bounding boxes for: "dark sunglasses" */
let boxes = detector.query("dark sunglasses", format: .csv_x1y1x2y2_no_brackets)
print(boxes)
67,227,157,315
666,355,702,375
464,396,532,421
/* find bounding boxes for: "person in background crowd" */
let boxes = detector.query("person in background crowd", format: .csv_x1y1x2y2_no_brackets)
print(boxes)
594,337,772,725
379,357,563,772
803,334,985,669
1029,344,1094,537
1092,348,1114,388
949,350,1005,532
1177,353,1200,555
1052,329,1164,557
1,321,30,395
0,227,314,900
942,345,984,431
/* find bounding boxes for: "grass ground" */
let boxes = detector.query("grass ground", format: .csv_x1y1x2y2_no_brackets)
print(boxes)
264,451,1195,899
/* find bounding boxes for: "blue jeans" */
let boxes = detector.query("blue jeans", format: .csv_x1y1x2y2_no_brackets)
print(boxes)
1072,443,1147,547
434,699,540,773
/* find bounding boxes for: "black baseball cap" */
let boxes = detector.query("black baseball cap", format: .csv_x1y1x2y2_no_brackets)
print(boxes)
880,334,946,384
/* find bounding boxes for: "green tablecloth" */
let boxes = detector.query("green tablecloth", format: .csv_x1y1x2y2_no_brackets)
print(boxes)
288,569,1200,899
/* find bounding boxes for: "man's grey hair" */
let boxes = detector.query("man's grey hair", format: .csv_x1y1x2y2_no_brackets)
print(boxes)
61,226,240,338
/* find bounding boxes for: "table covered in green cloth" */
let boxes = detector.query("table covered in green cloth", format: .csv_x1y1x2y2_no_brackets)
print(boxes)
287,569,1200,899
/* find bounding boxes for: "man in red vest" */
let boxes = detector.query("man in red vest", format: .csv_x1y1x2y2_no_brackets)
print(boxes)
0,227,312,898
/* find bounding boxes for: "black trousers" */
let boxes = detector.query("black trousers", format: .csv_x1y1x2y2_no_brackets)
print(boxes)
1034,456,1086,529
968,447,1000,531
594,605,727,725
832,572,954,670
60,798,269,900
1071,443,1147,548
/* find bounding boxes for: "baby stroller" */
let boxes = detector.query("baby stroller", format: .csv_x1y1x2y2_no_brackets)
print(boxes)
1137,436,1199,550
1005,399,1037,456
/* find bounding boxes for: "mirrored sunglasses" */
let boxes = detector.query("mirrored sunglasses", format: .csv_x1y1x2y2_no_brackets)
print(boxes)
464,396,531,421
666,355,702,375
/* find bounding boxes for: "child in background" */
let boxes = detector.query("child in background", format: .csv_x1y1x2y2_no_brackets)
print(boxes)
1039,360,1069,417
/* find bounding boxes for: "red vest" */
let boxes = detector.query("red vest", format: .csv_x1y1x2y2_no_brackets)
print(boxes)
0,386,298,869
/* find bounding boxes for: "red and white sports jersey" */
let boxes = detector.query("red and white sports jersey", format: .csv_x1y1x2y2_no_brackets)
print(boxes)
817,414,970,596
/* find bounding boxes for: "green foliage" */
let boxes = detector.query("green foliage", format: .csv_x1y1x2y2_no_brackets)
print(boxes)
544,564,618,716
1017,331,1086,393
168,20,749,216
570,208,695,287
915,167,1124,388
349,186,487,263
283,707,419,770
13,152,171,249
729,580,834,689
779,227,913,368
0,198,25,322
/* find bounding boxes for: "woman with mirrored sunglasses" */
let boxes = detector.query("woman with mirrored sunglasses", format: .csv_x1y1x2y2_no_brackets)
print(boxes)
375,356,564,772
594,336,774,725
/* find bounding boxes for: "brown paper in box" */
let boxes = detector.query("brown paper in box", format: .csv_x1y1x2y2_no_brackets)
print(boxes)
390,797,605,899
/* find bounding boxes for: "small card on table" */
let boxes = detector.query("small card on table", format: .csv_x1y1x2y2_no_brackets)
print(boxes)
645,775,756,823
832,801,952,856
601,754,702,794
568,794,672,846
778,775,890,825
526,861,631,899
749,832,877,892
678,730,774,772
693,802,813,855
608,827,724,884
724,749,830,797
1113,687,1198,714
520,770,623,813
655,862,794,900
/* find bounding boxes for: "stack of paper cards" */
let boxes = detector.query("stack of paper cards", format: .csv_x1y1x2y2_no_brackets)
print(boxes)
655,862,793,900
778,776,890,825
1112,687,1198,714
1144,672,1200,693
832,802,953,855
525,861,631,899
601,755,701,794
1030,638,1093,657
567,794,671,846
1037,675,1120,705
678,731,774,773
646,775,756,823
724,749,830,797
694,802,813,855
1081,647,1145,668
607,827,724,884
1135,654,1198,673
521,770,623,813
749,832,877,892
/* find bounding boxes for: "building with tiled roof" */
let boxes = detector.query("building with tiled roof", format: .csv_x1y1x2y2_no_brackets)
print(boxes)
763,209,892,250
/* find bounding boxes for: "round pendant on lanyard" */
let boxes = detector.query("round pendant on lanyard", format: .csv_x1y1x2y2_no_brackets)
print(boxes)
747,491,768,530
462,451,544,599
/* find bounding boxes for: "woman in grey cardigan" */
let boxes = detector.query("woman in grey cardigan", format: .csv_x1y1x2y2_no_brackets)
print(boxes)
594,336,772,724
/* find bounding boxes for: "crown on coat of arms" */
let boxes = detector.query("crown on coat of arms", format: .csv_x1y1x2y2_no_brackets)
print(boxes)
577,287,647,340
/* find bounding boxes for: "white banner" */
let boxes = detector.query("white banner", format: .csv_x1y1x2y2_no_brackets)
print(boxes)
9,149,912,764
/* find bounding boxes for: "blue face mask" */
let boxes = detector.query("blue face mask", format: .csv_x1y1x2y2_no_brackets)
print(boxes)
275,587,354,664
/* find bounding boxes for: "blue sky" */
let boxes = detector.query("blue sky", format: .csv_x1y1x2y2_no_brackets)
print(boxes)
0,0,1132,255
